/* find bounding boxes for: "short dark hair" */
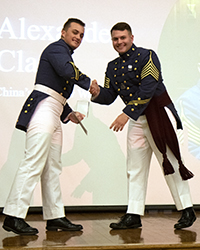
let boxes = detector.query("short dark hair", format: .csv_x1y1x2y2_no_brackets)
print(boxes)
110,22,132,35
62,18,85,31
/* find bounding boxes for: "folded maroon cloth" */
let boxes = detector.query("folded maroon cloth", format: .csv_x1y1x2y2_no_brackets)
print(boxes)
145,91,193,180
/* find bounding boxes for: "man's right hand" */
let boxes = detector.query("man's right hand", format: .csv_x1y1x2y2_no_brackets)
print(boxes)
89,79,100,97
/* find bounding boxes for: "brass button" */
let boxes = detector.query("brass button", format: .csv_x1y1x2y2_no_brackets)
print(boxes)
127,87,129,90
131,108,134,111
130,93,132,97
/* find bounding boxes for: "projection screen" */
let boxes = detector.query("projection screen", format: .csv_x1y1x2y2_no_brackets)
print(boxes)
0,0,199,208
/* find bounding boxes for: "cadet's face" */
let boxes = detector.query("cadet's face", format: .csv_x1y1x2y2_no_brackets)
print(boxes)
62,22,84,50
111,29,134,54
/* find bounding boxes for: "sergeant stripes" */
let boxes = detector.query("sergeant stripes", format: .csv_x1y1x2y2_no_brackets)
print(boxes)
104,76,110,88
141,51,159,81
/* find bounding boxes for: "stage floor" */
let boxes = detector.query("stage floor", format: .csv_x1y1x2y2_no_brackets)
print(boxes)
0,211,199,250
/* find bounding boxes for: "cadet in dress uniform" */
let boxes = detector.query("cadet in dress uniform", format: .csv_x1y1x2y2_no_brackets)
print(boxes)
90,22,196,230
2,18,90,235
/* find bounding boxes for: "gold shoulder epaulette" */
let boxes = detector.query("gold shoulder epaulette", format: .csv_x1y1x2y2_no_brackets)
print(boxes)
141,51,159,81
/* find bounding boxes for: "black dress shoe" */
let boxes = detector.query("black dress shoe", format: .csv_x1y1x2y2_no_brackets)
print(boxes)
2,215,39,235
110,214,142,229
46,217,83,231
174,207,196,229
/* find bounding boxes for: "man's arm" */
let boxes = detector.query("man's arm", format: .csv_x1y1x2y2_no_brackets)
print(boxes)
110,113,129,132
90,79,118,105
47,41,90,90
67,112,85,123
90,80,129,132
89,79,100,98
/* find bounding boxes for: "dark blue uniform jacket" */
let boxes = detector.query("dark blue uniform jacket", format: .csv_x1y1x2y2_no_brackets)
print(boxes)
92,44,182,129
16,39,90,132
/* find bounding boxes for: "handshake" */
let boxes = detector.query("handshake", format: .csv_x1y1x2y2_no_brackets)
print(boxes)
89,79,129,132
89,79,100,98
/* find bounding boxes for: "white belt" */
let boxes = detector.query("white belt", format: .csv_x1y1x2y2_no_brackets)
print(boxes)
34,84,67,106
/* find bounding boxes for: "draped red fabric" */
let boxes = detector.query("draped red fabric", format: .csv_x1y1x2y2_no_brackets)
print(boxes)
144,91,194,180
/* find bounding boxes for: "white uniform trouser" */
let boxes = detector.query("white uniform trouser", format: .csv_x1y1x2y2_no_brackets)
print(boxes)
126,109,193,216
3,96,65,220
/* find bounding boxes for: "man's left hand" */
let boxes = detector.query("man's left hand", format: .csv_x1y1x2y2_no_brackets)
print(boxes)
110,113,129,132
68,112,85,124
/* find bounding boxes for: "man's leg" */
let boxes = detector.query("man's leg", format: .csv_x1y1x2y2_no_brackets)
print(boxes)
2,97,57,234
40,110,83,231
126,117,153,216
146,109,196,229
110,116,152,229
2,130,53,235
41,143,65,220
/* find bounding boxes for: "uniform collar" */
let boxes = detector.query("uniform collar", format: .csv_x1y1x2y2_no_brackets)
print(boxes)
60,39,74,54
119,44,137,60
66,44,74,55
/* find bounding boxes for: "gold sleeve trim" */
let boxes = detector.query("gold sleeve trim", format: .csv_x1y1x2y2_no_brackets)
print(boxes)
69,61,79,81
141,51,159,81
127,98,151,106
104,76,110,88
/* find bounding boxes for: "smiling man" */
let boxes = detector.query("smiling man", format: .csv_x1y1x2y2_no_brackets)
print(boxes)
90,22,196,230
2,18,90,235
